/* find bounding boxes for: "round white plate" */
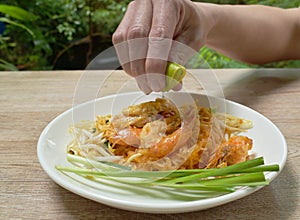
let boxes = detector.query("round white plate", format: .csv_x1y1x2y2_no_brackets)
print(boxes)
37,92,287,214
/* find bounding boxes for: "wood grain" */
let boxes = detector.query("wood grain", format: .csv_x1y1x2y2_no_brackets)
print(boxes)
0,69,299,219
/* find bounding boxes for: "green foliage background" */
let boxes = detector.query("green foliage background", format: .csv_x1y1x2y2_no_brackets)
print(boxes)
0,0,299,70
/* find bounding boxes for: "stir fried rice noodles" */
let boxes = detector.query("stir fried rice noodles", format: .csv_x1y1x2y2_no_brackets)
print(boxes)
67,98,253,171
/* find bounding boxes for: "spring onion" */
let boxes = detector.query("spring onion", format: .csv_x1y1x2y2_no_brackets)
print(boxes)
56,155,279,199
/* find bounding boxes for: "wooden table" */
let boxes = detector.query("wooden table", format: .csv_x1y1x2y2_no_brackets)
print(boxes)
1,69,299,219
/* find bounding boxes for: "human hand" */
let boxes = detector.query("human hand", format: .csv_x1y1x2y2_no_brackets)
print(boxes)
112,0,207,94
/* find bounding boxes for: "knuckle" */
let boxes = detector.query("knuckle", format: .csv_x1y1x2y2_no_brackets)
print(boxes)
128,1,135,8
112,31,126,44
170,51,186,65
131,63,145,76
127,26,148,39
145,59,165,74
150,25,171,39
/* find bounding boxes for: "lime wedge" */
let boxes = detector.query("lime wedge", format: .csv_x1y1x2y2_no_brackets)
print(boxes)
164,62,186,91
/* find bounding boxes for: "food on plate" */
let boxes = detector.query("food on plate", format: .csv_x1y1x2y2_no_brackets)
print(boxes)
67,97,254,171
55,96,279,198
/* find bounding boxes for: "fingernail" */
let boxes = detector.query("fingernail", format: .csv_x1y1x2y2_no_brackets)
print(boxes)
136,80,152,95
172,82,182,91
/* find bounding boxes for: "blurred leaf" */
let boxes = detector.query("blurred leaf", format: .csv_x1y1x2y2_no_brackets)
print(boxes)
0,59,18,71
0,4,37,21
0,17,35,37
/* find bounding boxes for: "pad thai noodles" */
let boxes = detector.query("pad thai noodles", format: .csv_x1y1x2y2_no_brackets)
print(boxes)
67,98,253,171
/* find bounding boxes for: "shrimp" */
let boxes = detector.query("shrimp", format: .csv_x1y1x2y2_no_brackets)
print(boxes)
206,136,253,168
105,122,195,163
106,119,166,147
114,98,181,134
107,127,142,147
126,125,193,163
98,98,194,162
141,127,190,158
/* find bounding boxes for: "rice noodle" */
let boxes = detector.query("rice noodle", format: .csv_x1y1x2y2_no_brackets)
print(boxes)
95,156,123,162
66,98,254,171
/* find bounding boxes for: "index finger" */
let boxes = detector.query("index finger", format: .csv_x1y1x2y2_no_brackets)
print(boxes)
112,2,136,75
145,0,181,92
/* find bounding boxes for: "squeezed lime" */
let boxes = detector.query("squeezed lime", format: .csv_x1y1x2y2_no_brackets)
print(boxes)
164,62,186,91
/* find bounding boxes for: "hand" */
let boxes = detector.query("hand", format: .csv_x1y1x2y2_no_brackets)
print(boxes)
112,0,207,94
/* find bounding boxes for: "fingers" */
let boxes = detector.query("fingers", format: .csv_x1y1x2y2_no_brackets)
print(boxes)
113,0,192,93
113,1,153,94
145,0,180,92
172,82,183,91
127,0,152,77
135,73,152,94
112,1,136,75
127,0,153,93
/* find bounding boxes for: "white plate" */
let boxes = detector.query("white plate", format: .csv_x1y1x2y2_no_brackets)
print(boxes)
37,92,287,214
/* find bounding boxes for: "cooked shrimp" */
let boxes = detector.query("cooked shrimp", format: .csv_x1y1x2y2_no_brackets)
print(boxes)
206,136,253,168
146,127,189,156
114,98,181,134
139,120,167,148
127,126,193,162
106,119,193,155
107,127,142,147
107,119,167,148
